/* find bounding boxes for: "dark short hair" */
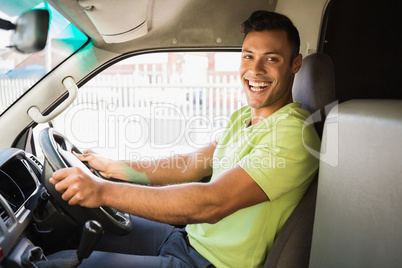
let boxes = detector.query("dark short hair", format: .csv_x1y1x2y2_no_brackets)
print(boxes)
241,10,300,59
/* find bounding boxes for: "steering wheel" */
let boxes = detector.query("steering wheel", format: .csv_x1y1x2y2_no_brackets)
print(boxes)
39,127,133,235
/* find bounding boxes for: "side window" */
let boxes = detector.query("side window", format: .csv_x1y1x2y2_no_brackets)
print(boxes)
53,52,245,160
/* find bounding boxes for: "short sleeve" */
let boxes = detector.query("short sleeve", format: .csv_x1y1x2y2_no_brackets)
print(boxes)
238,117,320,201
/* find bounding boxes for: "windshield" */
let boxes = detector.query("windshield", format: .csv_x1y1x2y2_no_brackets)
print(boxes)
0,1,88,115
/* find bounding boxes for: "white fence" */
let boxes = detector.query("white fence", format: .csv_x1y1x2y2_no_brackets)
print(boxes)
0,79,37,113
47,75,244,159
1,74,245,159
1,52,246,158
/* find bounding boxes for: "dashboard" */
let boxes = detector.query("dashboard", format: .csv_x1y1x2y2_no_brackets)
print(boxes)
0,148,43,263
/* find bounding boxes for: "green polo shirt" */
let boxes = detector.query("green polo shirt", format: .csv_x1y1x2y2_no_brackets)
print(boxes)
186,102,320,268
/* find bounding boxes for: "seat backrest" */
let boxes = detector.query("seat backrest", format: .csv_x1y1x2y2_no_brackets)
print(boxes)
264,53,336,268
265,175,318,267
309,99,402,267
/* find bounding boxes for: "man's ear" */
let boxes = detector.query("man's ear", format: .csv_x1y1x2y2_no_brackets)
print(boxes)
292,54,303,74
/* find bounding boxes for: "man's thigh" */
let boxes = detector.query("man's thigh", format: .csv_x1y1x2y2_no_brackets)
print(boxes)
95,215,177,255
49,216,212,268
79,229,212,268
79,251,188,268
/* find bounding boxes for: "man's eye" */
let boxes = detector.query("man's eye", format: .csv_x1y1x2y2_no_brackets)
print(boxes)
243,55,253,59
267,57,278,62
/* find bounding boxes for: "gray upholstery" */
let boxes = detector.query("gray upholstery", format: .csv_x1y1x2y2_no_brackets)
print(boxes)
292,53,336,137
309,99,402,267
265,53,336,268
265,176,318,267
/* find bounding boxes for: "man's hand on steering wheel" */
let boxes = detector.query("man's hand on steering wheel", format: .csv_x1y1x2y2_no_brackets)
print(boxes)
73,150,113,179
50,167,106,208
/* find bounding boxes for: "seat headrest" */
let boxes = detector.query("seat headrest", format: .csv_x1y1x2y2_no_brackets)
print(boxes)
292,53,336,137
292,53,336,114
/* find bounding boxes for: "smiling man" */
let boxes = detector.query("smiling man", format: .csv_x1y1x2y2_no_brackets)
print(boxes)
240,17,302,123
50,10,320,268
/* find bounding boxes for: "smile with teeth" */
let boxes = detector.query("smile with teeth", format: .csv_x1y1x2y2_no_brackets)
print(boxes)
248,80,272,92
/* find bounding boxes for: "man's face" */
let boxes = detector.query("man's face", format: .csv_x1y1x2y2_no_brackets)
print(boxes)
240,30,301,112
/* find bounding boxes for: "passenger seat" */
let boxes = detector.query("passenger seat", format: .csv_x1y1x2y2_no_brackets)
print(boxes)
309,99,402,267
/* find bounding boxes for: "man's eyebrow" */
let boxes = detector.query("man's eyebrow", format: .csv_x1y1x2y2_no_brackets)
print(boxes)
242,49,281,56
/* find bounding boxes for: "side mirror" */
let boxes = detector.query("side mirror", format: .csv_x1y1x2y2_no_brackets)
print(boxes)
0,9,49,53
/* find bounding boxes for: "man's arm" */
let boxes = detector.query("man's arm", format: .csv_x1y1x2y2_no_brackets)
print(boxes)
76,142,217,185
50,164,268,225
124,142,217,185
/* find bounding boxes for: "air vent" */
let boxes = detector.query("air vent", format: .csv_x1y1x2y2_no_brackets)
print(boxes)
29,155,43,171
0,202,11,226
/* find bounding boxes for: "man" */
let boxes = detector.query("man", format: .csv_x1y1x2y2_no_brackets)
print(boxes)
51,10,320,268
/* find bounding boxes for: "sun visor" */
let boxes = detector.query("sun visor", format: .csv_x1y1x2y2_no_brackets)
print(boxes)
78,0,148,43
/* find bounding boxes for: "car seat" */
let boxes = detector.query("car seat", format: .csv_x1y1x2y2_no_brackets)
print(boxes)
309,99,402,267
264,53,336,268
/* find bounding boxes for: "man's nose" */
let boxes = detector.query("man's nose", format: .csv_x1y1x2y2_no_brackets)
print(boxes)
249,59,266,76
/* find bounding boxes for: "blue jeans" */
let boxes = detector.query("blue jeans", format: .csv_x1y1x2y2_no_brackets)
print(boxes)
78,215,213,268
